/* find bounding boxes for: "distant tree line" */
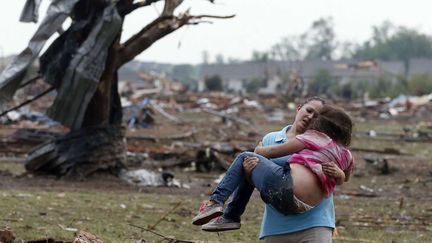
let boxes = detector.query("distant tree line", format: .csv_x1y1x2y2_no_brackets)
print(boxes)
250,18,432,64
169,17,432,97
250,18,432,98
308,71,432,99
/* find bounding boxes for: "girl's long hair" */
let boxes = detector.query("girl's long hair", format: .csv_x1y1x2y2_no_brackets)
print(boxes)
308,105,353,146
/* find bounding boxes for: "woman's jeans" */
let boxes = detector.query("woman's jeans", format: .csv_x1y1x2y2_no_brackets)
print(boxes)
210,152,298,221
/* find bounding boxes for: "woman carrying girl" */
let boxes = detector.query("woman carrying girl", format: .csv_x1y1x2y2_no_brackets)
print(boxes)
192,104,354,228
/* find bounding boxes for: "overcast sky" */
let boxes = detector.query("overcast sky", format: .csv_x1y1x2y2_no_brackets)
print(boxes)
1,0,432,64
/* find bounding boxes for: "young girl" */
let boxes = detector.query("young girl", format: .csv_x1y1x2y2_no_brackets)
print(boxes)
192,105,354,227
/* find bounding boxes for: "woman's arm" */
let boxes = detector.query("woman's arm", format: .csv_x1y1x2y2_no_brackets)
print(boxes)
254,138,305,158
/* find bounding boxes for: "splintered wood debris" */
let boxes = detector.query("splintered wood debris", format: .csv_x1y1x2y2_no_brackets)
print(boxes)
0,91,431,182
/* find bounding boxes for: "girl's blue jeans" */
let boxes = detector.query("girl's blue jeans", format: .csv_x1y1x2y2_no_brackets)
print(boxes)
210,152,297,221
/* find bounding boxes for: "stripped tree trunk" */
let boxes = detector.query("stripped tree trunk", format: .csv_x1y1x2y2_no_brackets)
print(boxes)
26,37,125,179
25,1,126,178
23,0,232,178
25,125,126,179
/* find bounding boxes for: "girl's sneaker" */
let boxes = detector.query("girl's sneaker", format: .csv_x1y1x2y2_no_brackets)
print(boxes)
201,216,241,232
192,201,223,225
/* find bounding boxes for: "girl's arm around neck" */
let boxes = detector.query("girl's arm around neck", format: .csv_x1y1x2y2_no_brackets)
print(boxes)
254,138,305,158
322,162,347,185
344,169,352,182
335,169,351,185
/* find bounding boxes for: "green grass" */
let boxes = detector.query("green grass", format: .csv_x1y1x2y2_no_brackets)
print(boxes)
1,187,430,242
334,196,432,242
1,118,431,242
0,190,264,242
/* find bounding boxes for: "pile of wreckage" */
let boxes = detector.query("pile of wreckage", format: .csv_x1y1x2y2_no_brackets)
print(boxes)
1,69,432,187
343,92,432,120
0,228,106,243
0,86,269,187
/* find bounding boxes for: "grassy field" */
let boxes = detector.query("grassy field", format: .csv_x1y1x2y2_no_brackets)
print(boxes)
0,188,430,242
0,116,431,242
0,189,265,242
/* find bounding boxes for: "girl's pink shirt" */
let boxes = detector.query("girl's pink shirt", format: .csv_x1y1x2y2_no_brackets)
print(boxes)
289,130,354,196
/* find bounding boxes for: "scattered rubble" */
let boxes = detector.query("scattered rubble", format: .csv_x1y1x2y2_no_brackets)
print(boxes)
0,61,431,181
363,156,392,175
120,169,185,188
0,228,15,243
0,88,430,183
0,228,106,243
73,230,105,243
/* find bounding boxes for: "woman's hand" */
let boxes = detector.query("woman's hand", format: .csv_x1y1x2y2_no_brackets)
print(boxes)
322,162,345,185
243,156,259,183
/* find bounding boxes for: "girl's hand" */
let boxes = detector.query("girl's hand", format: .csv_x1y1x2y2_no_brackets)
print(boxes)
243,156,259,183
322,162,345,185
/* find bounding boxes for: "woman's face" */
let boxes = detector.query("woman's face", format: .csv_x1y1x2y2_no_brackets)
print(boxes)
294,100,324,133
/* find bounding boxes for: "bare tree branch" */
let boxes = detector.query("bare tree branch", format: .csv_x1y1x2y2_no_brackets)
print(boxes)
117,0,163,16
185,14,235,25
0,87,54,118
193,14,236,19
186,21,212,25
117,5,234,67
162,0,183,16
19,75,41,89
117,0,184,66
117,16,181,67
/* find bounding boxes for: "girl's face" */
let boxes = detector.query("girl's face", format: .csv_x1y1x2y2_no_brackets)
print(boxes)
294,100,323,133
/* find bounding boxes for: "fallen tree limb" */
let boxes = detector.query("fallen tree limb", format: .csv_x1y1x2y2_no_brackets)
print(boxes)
151,102,182,123
129,223,194,243
339,192,379,198
127,129,196,141
148,201,182,230
203,108,250,126
0,87,54,118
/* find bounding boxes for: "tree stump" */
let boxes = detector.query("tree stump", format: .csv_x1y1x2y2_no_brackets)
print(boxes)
25,125,127,179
